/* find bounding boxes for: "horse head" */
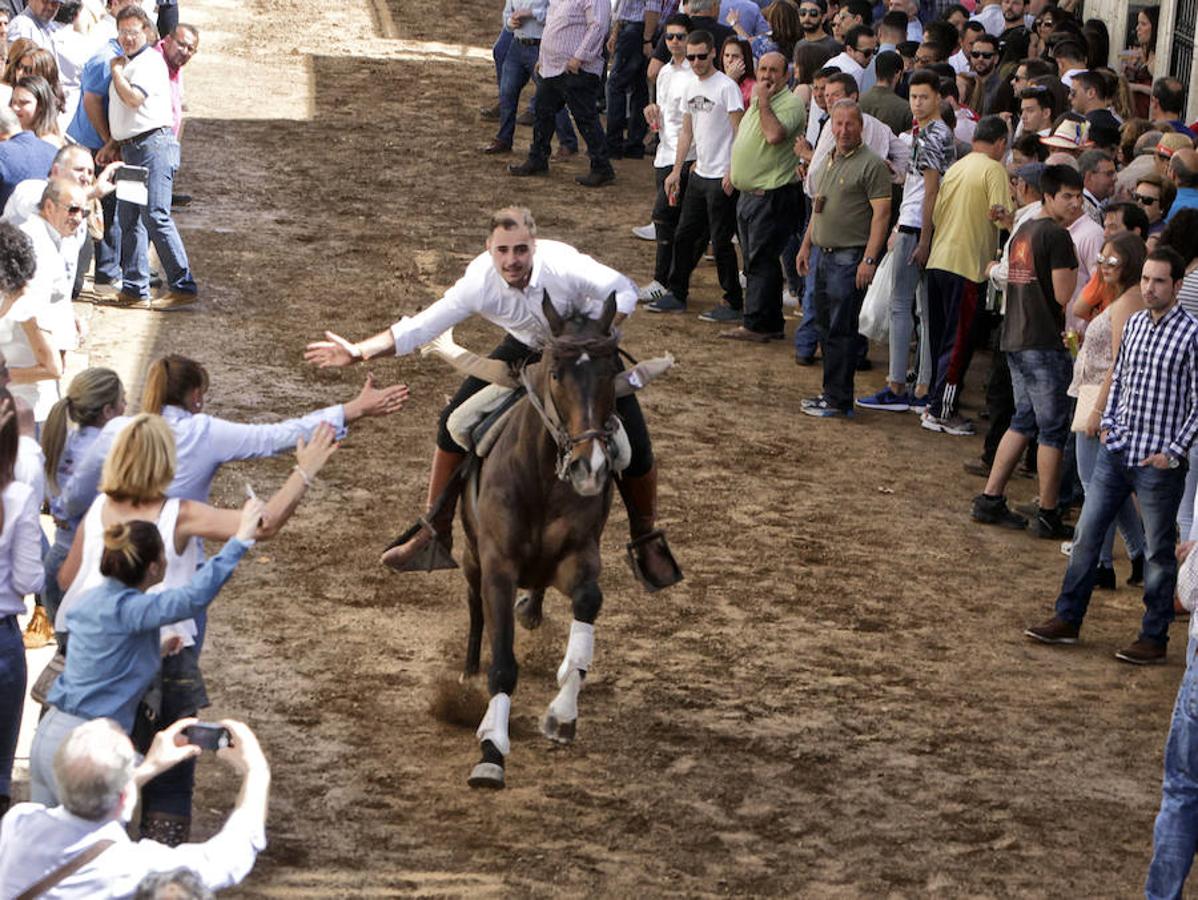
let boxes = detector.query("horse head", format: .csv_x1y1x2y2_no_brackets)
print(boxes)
538,290,619,497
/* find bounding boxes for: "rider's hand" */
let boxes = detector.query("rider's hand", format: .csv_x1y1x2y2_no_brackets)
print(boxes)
304,331,360,368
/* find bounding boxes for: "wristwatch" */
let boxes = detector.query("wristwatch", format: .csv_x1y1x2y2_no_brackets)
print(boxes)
864,256,877,266
1167,453,1182,469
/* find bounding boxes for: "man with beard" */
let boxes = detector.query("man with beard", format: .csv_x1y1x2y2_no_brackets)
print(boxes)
797,0,841,54
968,33,1005,114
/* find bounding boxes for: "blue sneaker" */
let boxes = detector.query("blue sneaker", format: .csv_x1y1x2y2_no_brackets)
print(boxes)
801,396,854,418
908,394,930,413
646,292,687,314
855,387,911,412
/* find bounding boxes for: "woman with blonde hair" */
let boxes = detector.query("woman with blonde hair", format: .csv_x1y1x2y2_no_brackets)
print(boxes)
0,390,44,816
38,367,125,624
56,412,337,843
61,354,407,516
30,499,262,807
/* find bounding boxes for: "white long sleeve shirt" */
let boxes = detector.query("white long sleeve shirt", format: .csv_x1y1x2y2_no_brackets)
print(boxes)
0,481,44,617
805,112,909,196
388,239,637,357
0,803,265,898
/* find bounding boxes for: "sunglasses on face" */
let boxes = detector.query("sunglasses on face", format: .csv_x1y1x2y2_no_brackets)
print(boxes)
799,8,822,15
854,46,876,58
1134,193,1160,205
64,204,87,215
686,52,709,60
665,32,687,40
971,50,995,59
1096,254,1122,267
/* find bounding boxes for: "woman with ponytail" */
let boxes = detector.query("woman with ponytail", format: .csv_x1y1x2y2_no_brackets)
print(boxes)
61,354,407,518
54,412,337,844
0,389,46,816
28,498,263,806
39,367,125,623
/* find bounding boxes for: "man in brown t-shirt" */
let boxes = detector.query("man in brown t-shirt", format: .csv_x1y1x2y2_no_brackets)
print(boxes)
795,99,891,417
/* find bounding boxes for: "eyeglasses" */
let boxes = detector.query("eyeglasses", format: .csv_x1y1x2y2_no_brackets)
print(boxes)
1096,254,1122,267
686,52,709,60
1134,192,1160,205
117,28,144,37
971,50,995,59
798,8,822,15
853,46,876,58
664,32,687,40
63,204,87,215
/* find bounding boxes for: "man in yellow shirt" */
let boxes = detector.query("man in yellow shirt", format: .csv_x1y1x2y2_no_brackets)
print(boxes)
922,115,1013,436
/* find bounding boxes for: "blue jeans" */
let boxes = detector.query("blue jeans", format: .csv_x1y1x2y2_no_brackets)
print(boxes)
1147,641,1198,899
888,231,924,387
29,706,89,806
497,39,577,149
42,540,69,625
1054,445,1186,645
813,246,866,410
117,128,196,298
0,616,25,797
1076,433,1146,567
492,28,512,84
604,22,649,155
1179,444,1198,541
1007,347,1073,450
93,174,121,283
794,245,822,357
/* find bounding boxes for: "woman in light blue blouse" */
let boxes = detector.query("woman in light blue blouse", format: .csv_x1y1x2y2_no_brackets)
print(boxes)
39,367,126,625
29,498,263,807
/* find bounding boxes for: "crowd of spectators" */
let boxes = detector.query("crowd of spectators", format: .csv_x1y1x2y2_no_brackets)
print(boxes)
480,0,1198,892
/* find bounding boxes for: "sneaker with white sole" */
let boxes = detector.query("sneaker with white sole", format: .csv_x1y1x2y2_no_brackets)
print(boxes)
801,396,853,418
782,288,799,307
855,387,911,412
697,304,742,323
921,412,975,435
632,223,656,241
637,279,667,303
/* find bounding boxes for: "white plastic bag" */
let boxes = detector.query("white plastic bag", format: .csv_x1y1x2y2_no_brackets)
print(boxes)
858,249,896,343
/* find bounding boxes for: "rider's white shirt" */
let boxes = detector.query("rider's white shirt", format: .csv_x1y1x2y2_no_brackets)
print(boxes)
389,240,637,356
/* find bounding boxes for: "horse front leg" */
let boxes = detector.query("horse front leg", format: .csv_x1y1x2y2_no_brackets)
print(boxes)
543,572,602,745
462,546,484,681
468,564,518,790
515,588,545,630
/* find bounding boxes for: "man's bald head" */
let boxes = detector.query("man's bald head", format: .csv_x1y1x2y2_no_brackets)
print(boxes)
756,51,789,93
1171,149,1198,188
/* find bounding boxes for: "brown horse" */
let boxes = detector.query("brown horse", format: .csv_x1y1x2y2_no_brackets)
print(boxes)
460,291,621,789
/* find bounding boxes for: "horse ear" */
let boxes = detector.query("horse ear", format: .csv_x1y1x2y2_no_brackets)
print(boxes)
542,290,564,336
598,291,617,334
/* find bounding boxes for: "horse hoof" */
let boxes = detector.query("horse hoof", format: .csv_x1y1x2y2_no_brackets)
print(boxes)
467,762,506,789
541,713,577,744
515,593,543,631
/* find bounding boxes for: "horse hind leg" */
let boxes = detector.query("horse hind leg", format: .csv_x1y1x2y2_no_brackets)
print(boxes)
515,588,545,631
542,580,601,745
462,552,484,681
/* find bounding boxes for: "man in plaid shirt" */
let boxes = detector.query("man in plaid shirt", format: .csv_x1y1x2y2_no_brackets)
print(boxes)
1025,247,1198,665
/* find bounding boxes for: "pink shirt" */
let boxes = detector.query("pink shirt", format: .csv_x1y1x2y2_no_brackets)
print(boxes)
154,39,183,135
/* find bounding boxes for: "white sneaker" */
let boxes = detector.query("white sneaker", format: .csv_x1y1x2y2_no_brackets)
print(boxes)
631,223,656,241
637,279,667,303
783,288,798,307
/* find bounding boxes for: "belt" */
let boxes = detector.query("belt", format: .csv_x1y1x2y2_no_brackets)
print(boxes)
817,245,866,254
898,225,921,235
119,126,169,146
515,36,541,45
618,18,644,26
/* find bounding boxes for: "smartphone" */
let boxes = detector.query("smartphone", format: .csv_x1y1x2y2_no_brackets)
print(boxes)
114,164,149,206
183,723,231,751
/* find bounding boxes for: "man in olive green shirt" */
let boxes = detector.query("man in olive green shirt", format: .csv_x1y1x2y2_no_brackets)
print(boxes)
796,99,891,417
859,50,912,137
725,51,807,342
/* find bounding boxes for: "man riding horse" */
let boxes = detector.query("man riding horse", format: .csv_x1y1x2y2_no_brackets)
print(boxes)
304,207,680,590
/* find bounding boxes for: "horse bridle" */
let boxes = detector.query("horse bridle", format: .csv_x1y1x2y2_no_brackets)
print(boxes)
518,337,624,483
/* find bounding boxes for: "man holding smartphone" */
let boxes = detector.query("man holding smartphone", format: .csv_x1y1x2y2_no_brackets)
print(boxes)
108,4,197,309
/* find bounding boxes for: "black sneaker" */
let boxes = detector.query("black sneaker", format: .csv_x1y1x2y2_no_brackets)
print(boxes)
575,170,615,188
1094,564,1117,590
698,304,742,323
1031,507,1074,540
972,494,1028,529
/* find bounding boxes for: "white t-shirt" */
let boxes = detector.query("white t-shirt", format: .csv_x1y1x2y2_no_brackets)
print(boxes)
682,70,743,180
0,291,57,421
825,51,865,91
18,214,76,354
108,44,173,141
654,61,697,169
970,4,1004,35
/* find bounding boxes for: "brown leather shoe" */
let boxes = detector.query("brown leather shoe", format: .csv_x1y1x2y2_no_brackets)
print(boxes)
1024,616,1080,644
481,139,512,154
516,110,535,126
380,448,465,572
552,146,578,160
479,103,500,120
719,326,775,343
1115,638,1167,665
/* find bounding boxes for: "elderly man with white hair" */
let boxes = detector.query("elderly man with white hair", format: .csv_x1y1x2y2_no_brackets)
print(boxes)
0,717,270,899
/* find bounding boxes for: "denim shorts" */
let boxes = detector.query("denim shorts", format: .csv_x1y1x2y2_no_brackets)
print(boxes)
1008,346,1073,449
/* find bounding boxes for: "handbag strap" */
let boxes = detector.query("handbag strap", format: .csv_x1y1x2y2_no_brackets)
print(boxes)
16,839,115,900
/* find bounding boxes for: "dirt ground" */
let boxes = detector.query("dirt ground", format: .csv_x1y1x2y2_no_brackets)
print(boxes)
56,0,1193,894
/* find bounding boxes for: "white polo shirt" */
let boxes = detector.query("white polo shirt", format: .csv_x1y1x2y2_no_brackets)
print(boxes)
108,45,172,141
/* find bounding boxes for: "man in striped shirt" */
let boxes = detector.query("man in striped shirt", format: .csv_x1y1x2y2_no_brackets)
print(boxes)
1026,247,1198,665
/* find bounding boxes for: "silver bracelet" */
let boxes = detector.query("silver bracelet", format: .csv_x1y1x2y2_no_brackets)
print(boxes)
293,465,314,488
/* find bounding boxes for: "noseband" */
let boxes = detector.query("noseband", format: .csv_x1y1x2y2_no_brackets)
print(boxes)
519,333,622,483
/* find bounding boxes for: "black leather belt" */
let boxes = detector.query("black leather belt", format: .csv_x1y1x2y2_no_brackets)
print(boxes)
515,36,540,45
898,225,921,235
618,18,644,26
119,125,169,146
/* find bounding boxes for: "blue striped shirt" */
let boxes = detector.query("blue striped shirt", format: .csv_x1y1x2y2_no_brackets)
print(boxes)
1101,302,1198,463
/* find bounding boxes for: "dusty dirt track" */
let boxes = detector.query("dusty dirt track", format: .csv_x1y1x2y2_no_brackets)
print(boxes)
64,0,1191,894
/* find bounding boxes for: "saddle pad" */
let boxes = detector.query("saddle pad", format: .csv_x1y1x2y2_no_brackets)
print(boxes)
447,384,522,455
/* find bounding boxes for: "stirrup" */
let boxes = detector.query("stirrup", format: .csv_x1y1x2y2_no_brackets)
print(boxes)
624,529,683,592
382,517,459,573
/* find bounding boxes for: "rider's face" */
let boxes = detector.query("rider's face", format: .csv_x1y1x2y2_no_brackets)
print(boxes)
487,224,536,289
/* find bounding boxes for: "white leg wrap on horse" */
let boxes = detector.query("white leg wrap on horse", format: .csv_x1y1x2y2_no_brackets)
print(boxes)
556,620,595,687
548,669,582,724
476,692,512,756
